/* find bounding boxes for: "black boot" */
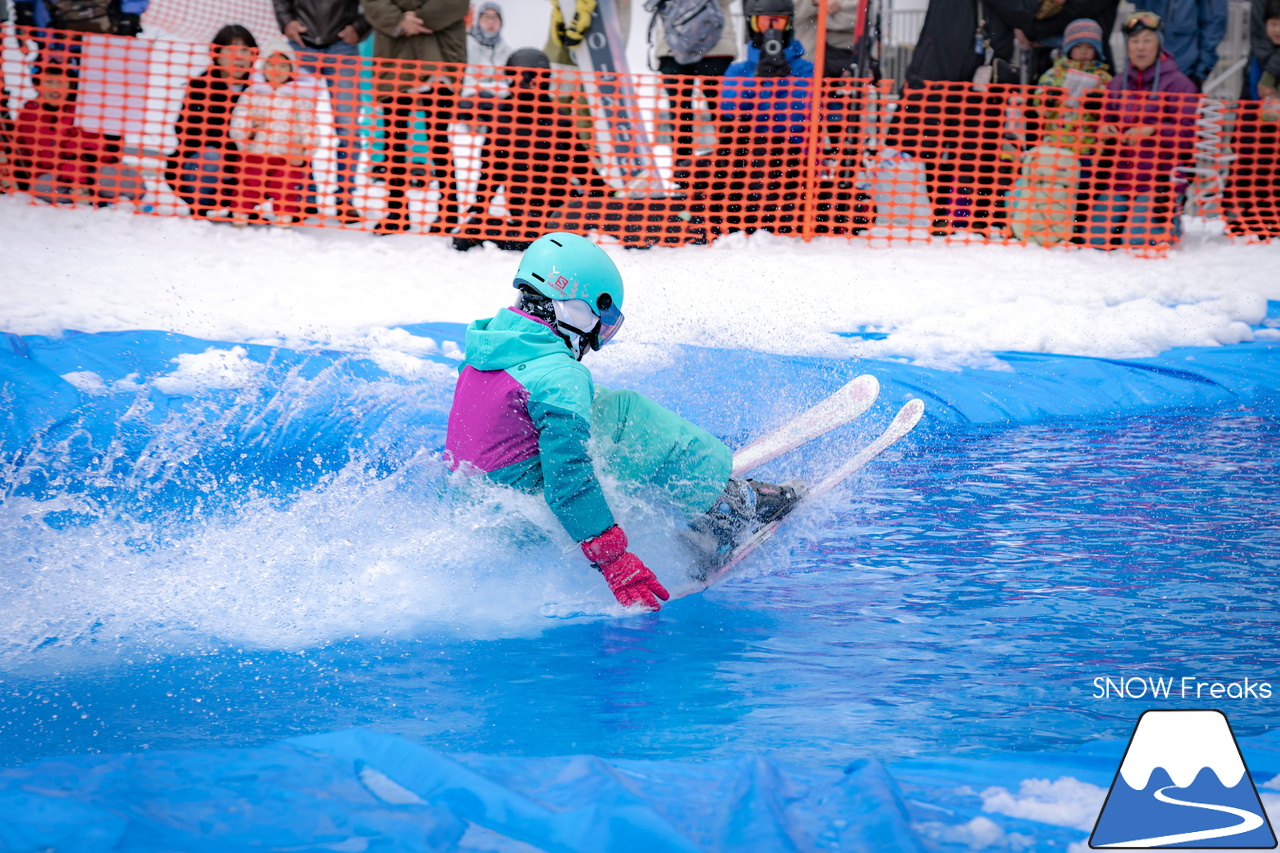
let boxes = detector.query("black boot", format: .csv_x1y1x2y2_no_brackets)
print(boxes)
690,477,807,560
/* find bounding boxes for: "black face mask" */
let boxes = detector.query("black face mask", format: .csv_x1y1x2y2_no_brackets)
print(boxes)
756,28,792,77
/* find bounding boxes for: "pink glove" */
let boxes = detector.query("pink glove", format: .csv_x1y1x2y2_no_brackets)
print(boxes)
581,525,670,611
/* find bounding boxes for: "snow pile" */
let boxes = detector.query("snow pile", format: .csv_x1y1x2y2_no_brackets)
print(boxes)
2,197,1278,372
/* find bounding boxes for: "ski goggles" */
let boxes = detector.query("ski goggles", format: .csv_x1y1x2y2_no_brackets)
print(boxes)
750,14,791,33
1121,11,1163,36
551,296,625,350
595,299,625,348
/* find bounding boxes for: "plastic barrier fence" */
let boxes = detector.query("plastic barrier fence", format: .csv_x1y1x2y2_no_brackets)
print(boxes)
1,24,1272,251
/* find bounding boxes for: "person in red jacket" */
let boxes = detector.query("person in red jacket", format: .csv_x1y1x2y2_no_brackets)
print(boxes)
13,59,115,205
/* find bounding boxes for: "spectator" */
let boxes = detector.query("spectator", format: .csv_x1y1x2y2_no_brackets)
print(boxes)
794,0,862,78
464,1,513,98
228,41,322,227
454,48,610,250
1087,10,1198,247
722,0,814,139
1034,17,1113,151
13,57,116,204
12,0,147,35
903,0,1032,87
1248,0,1280,98
273,0,370,224
717,0,814,234
1019,0,1119,80
1132,0,1227,89
362,0,468,234
166,25,257,219
651,0,737,162
1223,0,1279,238
895,0,1034,233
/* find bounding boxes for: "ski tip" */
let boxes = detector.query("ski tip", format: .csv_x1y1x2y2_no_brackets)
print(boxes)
899,398,925,428
851,373,881,395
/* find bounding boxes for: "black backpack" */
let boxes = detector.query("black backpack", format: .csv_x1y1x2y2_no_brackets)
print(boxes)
646,0,725,66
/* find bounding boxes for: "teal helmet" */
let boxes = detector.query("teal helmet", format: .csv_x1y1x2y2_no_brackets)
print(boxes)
513,232,625,357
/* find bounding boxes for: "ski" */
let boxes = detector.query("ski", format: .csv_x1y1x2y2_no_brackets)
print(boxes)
732,374,880,477
683,397,925,596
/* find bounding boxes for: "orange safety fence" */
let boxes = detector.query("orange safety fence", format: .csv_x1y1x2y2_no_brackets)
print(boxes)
1220,99,1280,240
0,24,1272,252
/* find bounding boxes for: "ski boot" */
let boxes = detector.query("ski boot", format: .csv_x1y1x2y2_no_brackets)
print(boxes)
687,477,807,576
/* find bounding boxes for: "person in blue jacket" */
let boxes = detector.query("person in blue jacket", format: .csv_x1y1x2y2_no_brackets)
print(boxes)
717,0,816,235
445,232,804,612
13,0,148,35
1132,0,1227,89
721,0,815,145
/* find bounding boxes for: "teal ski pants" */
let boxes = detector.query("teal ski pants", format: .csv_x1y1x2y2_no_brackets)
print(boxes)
591,389,733,518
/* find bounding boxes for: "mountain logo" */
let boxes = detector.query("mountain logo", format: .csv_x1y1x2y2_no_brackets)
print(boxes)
1090,710,1276,848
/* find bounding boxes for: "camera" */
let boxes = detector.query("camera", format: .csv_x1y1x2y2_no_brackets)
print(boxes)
756,28,791,77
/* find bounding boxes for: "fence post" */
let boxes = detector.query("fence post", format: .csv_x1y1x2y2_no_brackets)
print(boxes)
801,0,829,241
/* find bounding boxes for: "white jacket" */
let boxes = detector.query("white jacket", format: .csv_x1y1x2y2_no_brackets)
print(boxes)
229,77,322,161
464,31,514,96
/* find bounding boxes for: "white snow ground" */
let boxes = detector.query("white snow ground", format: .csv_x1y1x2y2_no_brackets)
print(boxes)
3,196,1279,372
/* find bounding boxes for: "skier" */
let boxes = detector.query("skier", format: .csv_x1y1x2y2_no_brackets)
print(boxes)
444,232,804,611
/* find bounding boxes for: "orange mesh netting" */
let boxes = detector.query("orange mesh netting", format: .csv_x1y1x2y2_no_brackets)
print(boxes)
0,23,1269,253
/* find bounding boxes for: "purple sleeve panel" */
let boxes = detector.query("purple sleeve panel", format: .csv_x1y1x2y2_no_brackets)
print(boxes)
445,366,540,473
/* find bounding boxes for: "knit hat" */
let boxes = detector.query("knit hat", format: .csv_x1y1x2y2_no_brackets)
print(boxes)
1062,18,1105,59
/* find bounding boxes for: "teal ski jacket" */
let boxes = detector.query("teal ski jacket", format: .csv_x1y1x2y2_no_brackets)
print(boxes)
445,308,615,542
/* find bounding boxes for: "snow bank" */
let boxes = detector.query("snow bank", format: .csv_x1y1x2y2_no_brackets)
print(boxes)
2,197,1277,371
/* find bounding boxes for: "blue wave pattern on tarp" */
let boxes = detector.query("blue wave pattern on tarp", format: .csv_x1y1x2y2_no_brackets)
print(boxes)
1,726,1279,852
0,727,921,853
0,328,462,513
3,327,1279,464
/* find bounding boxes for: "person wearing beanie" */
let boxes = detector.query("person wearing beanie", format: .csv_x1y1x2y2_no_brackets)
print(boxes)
1034,18,1113,153
1020,0,1119,81
464,1,514,98
467,2,512,68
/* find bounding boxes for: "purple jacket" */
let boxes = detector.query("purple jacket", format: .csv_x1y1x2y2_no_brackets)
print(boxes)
1102,52,1199,194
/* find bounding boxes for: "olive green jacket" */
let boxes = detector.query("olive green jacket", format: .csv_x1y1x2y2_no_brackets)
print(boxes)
364,0,468,93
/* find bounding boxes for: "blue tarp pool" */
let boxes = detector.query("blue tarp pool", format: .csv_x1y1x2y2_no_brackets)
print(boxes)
2,322,1278,851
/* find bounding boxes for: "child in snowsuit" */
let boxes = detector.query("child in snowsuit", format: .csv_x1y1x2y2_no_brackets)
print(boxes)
1034,19,1114,153
445,232,803,611
228,41,321,226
